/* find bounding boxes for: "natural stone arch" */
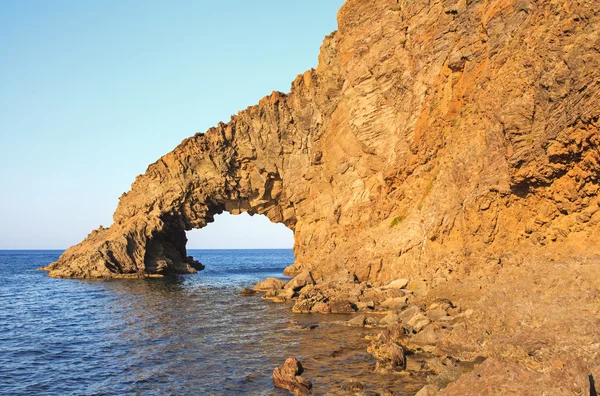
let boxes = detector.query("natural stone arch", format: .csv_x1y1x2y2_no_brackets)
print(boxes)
45,0,600,281
45,88,325,278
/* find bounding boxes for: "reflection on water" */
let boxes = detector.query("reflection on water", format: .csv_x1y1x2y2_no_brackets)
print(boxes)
0,250,425,395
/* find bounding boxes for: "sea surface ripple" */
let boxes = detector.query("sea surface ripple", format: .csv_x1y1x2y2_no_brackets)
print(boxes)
0,250,423,395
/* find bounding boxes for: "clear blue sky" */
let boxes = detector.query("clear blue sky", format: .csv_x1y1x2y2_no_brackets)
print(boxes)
0,0,345,249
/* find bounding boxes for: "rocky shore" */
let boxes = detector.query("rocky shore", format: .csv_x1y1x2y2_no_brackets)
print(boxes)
41,0,600,393
254,259,600,395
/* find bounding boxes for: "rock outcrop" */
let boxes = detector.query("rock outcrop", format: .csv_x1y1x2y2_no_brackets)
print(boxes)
45,0,600,287
272,357,312,395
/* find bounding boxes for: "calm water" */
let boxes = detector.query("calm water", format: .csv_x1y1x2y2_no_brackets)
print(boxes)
0,250,425,395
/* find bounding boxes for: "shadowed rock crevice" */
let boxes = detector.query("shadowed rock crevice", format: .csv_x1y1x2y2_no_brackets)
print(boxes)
44,0,600,279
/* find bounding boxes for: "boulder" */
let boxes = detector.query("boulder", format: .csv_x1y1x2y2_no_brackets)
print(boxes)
356,301,375,310
385,279,409,289
381,296,408,310
398,306,422,324
330,300,356,314
254,278,286,292
278,288,295,301
348,315,366,327
311,301,332,314
285,271,316,291
406,312,431,333
368,332,406,373
379,313,401,326
292,287,328,313
411,325,438,346
272,357,312,395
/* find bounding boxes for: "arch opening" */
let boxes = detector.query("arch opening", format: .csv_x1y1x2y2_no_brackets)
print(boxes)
186,212,294,250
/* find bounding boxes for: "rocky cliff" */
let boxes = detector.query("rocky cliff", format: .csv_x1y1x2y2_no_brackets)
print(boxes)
45,0,599,282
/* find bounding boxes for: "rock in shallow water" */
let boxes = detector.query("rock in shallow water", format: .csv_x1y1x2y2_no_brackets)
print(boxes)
239,287,258,296
272,357,312,395
253,278,286,292
285,271,316,291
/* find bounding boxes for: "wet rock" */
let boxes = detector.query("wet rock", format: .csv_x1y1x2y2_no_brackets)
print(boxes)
285,270,315,292
368,335,406,373
187,256,205,271
273,357,312,395
263,288,295,303
311,301,332,314
415,384,440,396
301,324,319,330
341,380,364,391
330,300,356,314
254,278,286,292
385,278,409,289
348,315,366,327
239,287,258,296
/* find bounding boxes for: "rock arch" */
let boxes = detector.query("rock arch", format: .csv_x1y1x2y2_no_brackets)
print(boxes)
45,0,600,280
45,85,333,278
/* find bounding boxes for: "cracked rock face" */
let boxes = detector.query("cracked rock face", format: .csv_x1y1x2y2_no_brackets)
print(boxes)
45,0,600,279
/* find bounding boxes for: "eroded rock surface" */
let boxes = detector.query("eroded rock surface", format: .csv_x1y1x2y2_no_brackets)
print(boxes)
45,0,600,281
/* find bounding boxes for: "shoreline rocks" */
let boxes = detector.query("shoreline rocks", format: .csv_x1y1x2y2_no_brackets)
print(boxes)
272,357,312,395
253,277,287,292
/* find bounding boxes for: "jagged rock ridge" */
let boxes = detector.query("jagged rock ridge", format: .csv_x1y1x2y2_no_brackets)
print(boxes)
45,0,600,279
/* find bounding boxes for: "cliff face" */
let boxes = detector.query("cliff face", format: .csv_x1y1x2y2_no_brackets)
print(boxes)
45,0,600,280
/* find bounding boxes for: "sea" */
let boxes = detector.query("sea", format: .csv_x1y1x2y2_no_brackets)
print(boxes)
0,249,425,395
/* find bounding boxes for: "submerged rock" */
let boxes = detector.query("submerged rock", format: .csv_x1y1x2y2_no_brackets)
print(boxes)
239,287,258,296
341,380,364,391
272,357,312,395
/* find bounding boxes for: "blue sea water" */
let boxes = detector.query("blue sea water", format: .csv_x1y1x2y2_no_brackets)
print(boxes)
0,250,423,395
